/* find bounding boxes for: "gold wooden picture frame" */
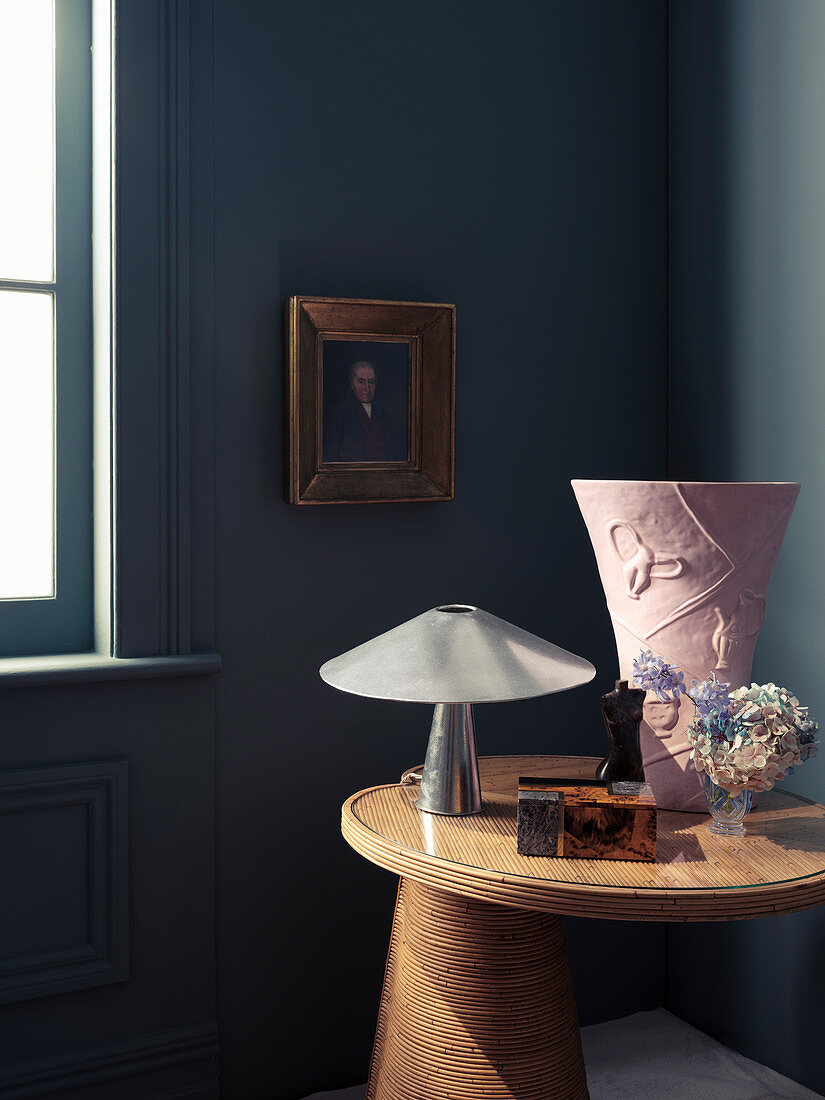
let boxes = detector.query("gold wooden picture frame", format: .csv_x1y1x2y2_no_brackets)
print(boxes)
286,296,455,504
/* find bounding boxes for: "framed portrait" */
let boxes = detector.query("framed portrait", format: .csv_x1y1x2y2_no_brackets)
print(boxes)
286,296,455,504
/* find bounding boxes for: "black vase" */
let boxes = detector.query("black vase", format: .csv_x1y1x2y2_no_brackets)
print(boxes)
596,679,646,783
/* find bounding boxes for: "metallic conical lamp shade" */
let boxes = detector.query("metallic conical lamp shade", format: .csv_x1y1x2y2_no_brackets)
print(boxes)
320,604,596,816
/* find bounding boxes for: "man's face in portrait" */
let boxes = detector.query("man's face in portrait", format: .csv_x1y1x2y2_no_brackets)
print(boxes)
350,364,376,404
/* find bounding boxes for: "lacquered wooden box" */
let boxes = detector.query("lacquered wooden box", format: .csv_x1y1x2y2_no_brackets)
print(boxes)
517,777,657,862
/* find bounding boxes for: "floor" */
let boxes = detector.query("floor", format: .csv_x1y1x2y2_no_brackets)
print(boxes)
301,1008,823,1099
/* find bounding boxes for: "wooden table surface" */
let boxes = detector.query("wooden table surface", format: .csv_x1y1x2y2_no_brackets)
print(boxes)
342,754,825,921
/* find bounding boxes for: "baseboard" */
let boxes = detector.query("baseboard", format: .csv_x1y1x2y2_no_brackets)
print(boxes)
0,1021,219,1099
144,1087,219,1100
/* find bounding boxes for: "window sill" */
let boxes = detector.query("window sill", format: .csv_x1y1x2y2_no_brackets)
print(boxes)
0,652,221,688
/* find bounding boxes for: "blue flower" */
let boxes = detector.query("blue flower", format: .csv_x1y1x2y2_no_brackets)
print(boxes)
632,650,687,701
690,676,733,719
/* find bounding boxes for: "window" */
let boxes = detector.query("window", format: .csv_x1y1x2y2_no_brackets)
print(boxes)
0,0,218,679
0,0,93,655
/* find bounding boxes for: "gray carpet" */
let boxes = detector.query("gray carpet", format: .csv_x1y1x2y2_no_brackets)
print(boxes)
301,1008,822,1099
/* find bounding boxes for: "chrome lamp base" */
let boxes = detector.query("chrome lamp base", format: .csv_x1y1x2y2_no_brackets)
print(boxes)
415,703,483,816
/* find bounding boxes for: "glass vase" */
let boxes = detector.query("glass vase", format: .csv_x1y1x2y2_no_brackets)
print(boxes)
704,774,753,836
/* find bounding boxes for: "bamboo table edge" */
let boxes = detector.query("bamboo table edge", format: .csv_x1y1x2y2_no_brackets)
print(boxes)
341,755,825,923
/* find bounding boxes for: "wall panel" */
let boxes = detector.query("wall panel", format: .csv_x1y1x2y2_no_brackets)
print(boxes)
0,761,128,1004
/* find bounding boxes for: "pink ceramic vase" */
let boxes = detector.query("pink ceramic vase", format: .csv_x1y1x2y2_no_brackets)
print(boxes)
572,481,800,811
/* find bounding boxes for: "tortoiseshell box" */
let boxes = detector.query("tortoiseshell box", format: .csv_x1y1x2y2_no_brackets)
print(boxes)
517,777,657,862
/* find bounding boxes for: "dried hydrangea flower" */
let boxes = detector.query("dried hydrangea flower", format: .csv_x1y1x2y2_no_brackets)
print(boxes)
684,679,818,792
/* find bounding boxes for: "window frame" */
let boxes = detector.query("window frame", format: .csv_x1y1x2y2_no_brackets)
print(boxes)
0,0,218,682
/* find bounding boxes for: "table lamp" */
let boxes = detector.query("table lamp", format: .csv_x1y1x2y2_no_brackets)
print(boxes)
320,604,596,816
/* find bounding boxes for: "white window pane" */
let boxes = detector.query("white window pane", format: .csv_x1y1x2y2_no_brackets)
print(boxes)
0,0,55,282
0,290,54,598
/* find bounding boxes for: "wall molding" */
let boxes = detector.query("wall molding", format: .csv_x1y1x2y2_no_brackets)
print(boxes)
157,0,192,656
113,0,215,659
0,760,129,1004
0,1021,219,1099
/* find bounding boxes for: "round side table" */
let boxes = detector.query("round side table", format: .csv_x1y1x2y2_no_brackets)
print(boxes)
342,755,825,1100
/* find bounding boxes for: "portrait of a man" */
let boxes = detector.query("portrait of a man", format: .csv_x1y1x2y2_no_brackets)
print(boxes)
322,340,409,463
287,296,454,503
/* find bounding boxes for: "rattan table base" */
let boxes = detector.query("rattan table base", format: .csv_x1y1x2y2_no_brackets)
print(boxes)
348,756,825,1099
367,878,589,1100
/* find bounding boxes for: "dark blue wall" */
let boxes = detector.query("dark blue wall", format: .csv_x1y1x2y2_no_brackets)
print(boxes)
208,1,667,1096
0,3,672,1099
668,2,825,1094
